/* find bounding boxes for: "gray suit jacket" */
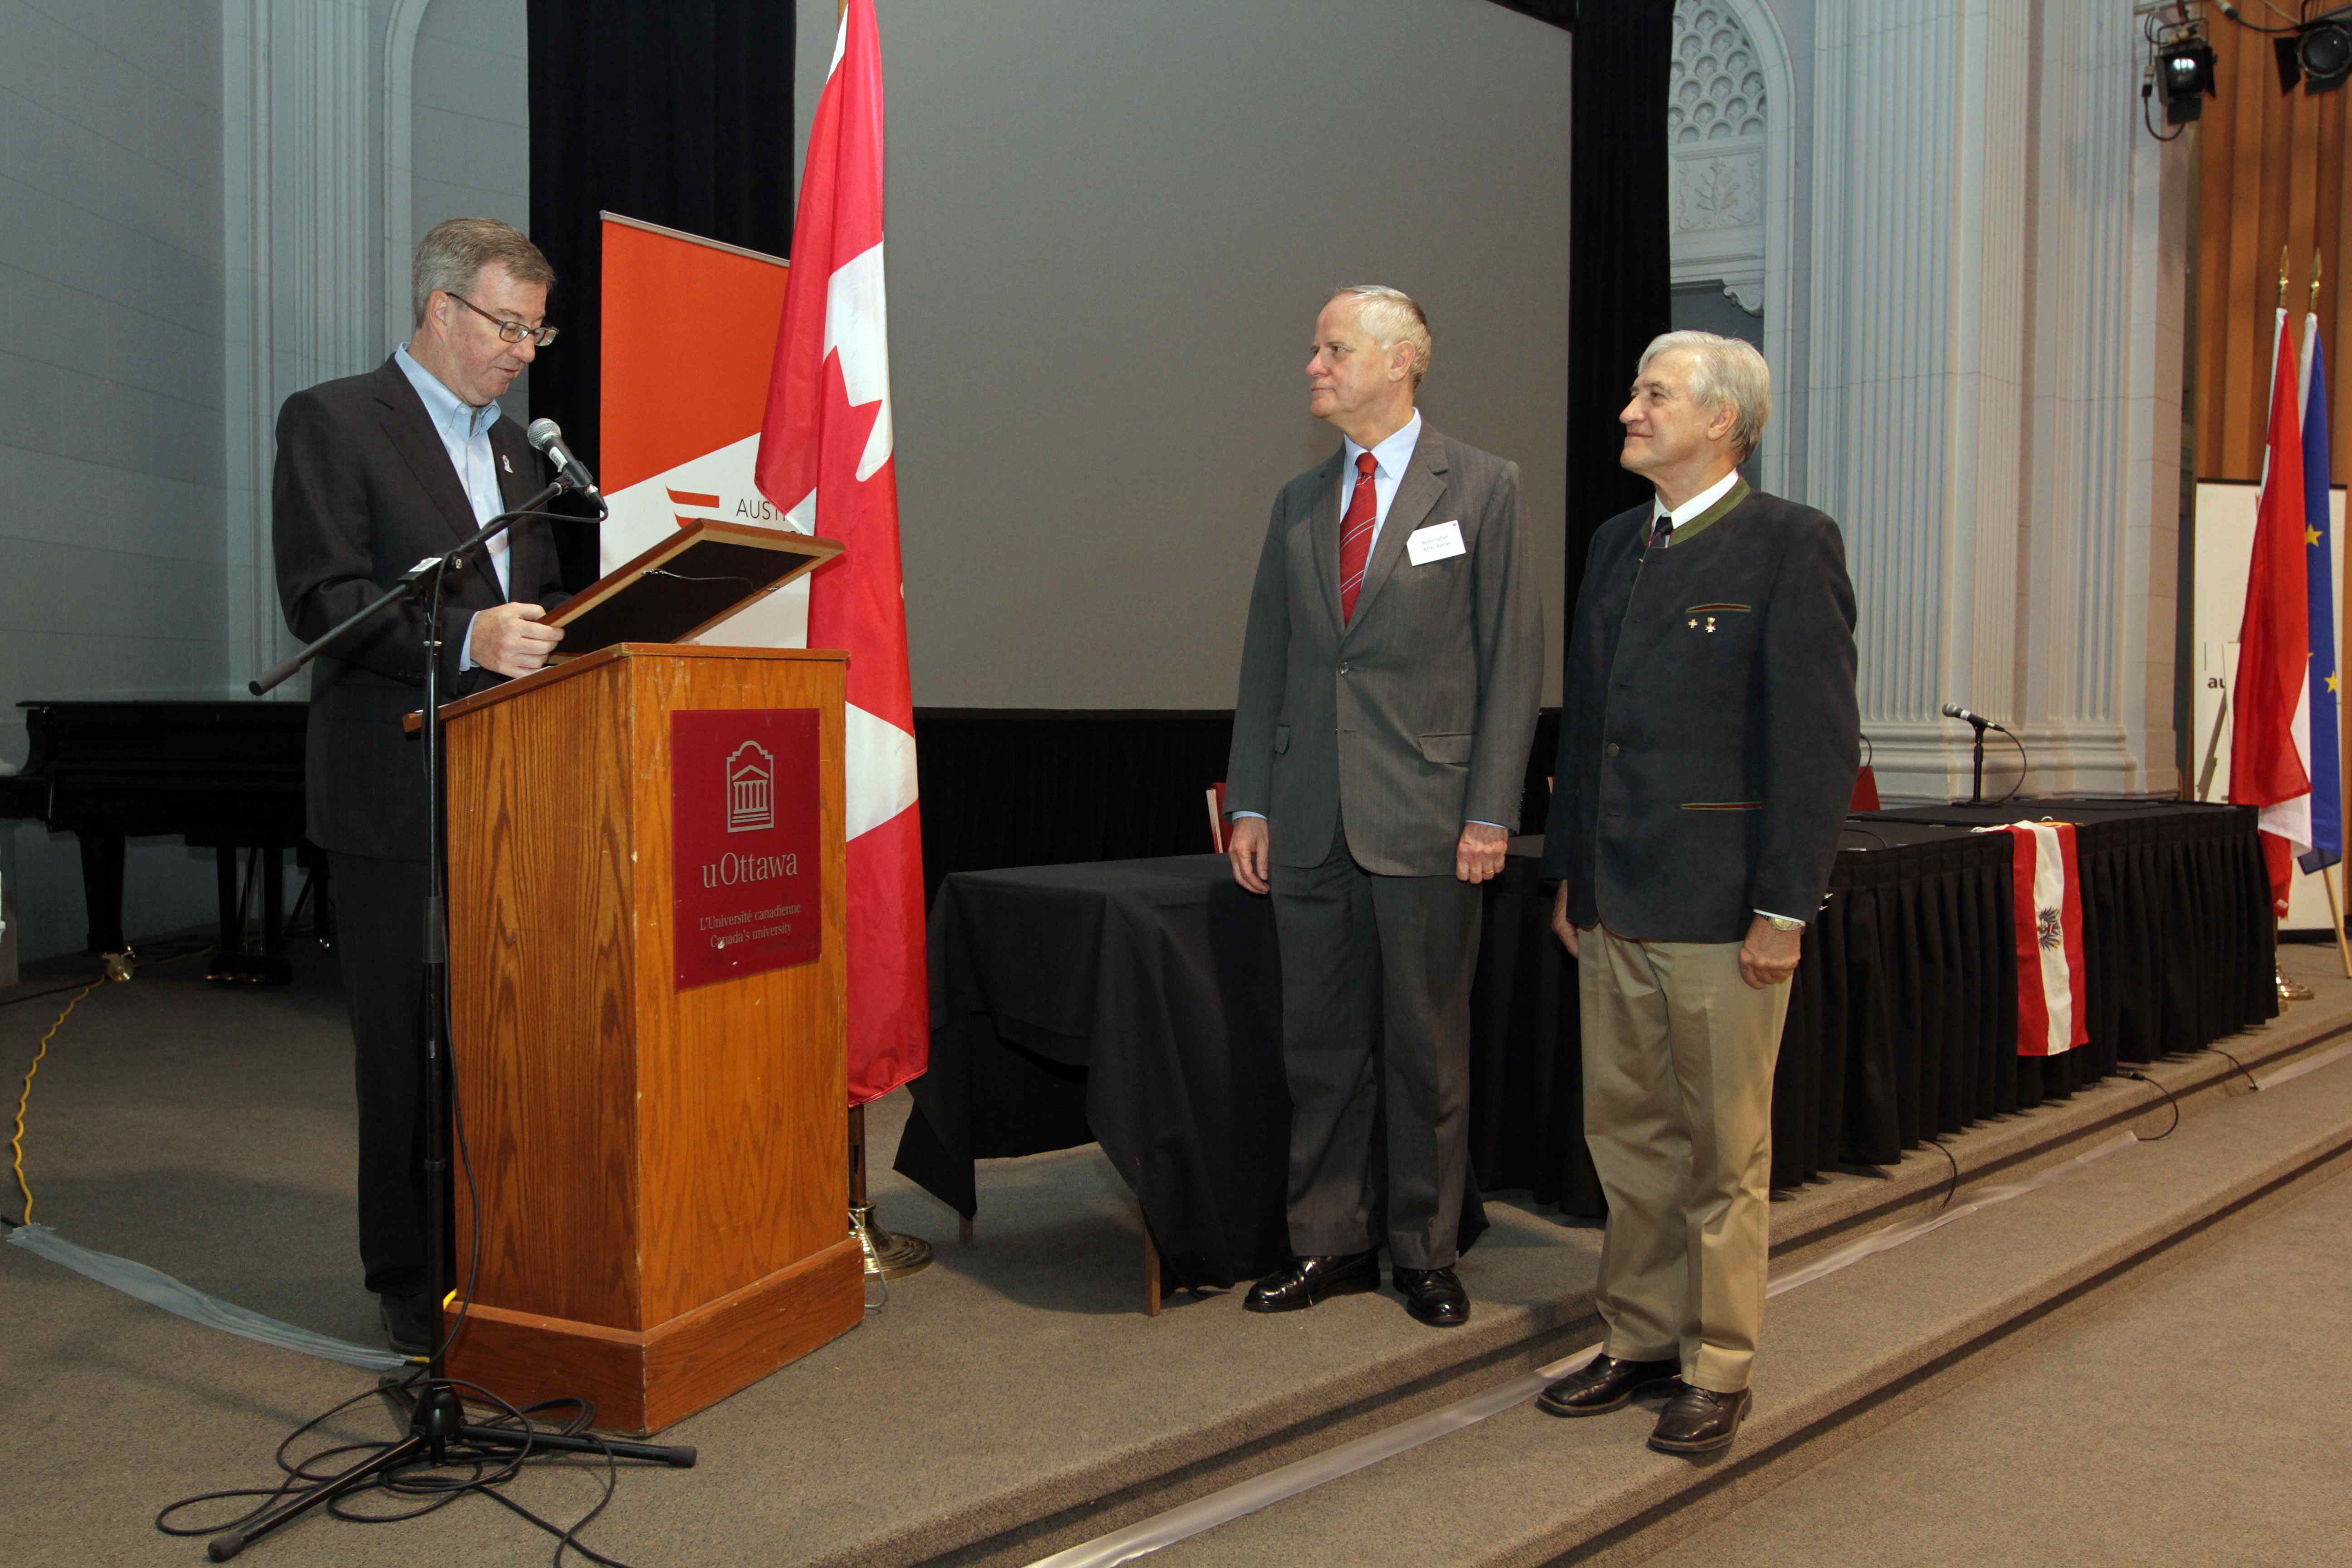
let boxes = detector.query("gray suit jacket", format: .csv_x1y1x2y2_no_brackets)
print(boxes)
1226,424,1544,877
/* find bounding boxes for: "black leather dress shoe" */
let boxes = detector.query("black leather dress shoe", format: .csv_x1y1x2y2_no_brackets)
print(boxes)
379,1288,438,1356
1244,1250,1379,1313
1391,1265,1470,1327
1648,1384,1752,1454
1535,1353,1682,1417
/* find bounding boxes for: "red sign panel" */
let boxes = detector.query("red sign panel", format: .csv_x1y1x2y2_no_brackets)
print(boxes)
671,709,822,990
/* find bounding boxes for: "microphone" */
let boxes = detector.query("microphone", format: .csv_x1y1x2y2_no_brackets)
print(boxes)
1940,702,2009,733
526,418,600,498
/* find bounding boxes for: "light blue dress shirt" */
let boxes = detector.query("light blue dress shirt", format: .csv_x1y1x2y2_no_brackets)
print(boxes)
1340,408,1423,561
393,346,510,671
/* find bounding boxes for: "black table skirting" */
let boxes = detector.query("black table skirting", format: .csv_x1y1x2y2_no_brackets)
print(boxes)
897,801,2276,1289
906,708,1562,904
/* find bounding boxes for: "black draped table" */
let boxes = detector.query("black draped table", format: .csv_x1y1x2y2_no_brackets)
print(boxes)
895,802,2275,1294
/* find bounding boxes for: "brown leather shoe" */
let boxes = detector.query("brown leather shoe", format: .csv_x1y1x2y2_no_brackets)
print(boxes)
1647,1383,1752,1454
1535,1354,1682,1417
1244,1250,1379,1313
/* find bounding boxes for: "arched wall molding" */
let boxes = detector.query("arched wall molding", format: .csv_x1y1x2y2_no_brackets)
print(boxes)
383,0,433,351
1730,0,1794,491
1667,0,1796,489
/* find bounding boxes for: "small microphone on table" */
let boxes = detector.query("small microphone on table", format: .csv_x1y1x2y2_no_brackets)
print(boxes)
1940,702,2010,734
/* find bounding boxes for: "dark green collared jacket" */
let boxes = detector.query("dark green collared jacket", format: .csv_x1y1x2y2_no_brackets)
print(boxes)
1541,481,1860,942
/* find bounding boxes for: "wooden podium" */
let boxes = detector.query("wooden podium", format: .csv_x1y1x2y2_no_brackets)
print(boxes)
431,643,862,1434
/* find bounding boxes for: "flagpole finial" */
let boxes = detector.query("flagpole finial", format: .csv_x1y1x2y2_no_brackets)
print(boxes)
2314,250,2325,312
2280,247,2292,306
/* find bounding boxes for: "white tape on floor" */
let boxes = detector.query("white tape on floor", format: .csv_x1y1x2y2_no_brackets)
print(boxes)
2253,1035,2352,1091
1027,1127,2154,1568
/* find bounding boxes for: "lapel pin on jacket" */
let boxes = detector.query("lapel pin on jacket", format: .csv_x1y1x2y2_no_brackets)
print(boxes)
501,453,513,474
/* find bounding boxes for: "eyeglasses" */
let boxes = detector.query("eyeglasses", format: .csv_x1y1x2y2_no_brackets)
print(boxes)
447,291,559,348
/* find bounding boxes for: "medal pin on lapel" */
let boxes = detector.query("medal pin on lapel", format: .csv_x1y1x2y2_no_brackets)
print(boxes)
501,453,514,474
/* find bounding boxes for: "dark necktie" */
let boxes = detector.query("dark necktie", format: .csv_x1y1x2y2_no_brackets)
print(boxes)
1338,451,1379,623
1650,509,1674,550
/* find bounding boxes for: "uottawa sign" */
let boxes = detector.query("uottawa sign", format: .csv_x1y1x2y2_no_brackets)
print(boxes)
671,709,821,990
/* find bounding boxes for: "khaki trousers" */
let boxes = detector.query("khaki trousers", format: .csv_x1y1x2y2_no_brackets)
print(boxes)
1579,925,1790,1393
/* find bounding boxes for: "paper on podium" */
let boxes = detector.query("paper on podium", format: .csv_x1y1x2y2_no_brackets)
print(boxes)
546,519,843,656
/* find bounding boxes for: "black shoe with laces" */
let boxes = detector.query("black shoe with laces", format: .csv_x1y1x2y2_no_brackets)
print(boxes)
378,1288,437,1356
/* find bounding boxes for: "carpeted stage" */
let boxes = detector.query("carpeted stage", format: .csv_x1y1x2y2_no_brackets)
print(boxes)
5,934,2351,1567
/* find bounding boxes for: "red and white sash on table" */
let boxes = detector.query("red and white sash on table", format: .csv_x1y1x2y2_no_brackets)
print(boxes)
1978,822,2089,1057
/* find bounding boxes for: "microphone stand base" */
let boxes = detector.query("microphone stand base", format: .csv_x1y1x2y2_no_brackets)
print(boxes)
851,1202,933,1279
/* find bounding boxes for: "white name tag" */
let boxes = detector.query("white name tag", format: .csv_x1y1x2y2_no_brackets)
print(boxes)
1406,520,1466,565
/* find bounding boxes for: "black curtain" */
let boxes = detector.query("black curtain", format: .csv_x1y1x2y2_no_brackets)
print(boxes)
1562,0,1674,622
526,0,798,585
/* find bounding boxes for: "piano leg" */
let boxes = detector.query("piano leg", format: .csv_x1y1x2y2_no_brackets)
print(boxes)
264,847,285,954
216,845,243,954
77,830,126,954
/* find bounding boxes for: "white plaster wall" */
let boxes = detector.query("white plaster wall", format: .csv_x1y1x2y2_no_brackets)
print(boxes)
405,0,529,408
0,0,230,957
410,0,528,244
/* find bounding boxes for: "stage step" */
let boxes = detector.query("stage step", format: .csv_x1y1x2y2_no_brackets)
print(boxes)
1049,1020,2352,1568
892,987,2352,1568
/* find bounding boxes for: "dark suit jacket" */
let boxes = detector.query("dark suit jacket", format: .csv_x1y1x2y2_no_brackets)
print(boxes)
1541,482,1859,942
272,358,575,862
1226,424,1544,877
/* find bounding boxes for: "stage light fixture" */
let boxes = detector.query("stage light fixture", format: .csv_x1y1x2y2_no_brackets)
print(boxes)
2154,29,2219,122
2299,13,2352,91
2269,5,2352,95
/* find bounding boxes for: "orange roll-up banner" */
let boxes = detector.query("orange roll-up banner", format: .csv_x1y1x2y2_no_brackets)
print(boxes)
598,213,804,646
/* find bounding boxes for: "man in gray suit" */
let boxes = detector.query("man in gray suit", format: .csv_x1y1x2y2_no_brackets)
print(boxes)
1225,285,1543,1328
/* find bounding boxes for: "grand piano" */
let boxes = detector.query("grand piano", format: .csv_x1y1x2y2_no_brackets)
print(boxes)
0,700,323,969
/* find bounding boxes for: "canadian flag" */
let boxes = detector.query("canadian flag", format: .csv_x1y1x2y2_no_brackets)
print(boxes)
755,0,926,1104
2000,822,2088,1058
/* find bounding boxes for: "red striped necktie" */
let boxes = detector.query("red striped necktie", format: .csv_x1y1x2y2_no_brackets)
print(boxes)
1338,451,1379,623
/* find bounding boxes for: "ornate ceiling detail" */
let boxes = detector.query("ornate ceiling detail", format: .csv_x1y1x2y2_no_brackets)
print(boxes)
1669,0,1767,314
1670,4,1768,147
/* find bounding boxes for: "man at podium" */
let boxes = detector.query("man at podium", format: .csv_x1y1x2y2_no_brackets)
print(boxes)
270,218,576,1353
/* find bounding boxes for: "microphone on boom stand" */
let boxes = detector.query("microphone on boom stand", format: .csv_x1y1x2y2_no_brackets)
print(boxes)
1940,701,2011,806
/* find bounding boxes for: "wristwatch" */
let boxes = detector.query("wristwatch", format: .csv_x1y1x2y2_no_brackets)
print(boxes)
1762,914,1803,933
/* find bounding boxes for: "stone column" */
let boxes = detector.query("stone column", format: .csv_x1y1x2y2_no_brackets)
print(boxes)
1802,0,2184,799
222,0,376,691
2011,0,2186,794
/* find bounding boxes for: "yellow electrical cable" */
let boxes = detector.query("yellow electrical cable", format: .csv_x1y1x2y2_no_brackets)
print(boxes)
10,977,110,1225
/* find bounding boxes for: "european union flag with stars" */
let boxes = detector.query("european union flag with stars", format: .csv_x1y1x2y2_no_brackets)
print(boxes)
2302,321,2339,874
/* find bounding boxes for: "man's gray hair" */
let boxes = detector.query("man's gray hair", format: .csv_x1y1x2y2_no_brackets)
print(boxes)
1637,330,1772,462
1330,284,1433,387
411,218,555,328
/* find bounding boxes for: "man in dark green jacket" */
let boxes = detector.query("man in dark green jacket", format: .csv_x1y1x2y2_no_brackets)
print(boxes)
1538,331,1859,1455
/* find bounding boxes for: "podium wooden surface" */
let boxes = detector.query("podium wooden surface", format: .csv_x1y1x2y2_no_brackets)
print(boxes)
433,642,860,1434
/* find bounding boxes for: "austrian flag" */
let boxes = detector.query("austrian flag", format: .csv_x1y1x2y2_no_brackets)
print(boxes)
1998,823,2089,1058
